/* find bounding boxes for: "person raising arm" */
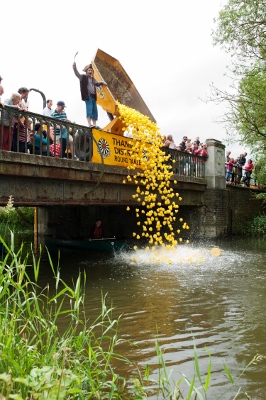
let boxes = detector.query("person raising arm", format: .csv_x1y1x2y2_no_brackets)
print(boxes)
73,61,107,128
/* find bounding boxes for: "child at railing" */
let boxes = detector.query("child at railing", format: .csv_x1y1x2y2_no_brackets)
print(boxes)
51,101,71,158
33,123,52,156
226,157,234,183
12,117,25,152
12,116,33,153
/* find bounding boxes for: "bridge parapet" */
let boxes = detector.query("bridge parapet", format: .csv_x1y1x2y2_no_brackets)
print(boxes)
0,105,92,161
0,150,207,206
0,105,208,178
205,139,226,189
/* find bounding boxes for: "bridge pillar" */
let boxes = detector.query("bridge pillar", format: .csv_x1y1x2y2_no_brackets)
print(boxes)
205,139,225,189
37,207,50,235
196,139,227,238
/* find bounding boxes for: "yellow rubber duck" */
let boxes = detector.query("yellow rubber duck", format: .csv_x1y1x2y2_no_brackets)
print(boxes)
210,247,222,257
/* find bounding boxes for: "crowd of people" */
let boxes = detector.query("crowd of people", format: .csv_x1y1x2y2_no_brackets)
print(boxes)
162,134,208,157
159,134,208,177
0,62,108,158
0,79,74,158
225,151,254,187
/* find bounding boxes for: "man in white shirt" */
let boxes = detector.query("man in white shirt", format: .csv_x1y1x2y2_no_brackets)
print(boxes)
43,99,54,116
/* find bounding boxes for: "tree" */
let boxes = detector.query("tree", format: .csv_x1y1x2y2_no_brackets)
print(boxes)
211,0,266,187
237,66,266,144
209,61,266,150
212,0,266,65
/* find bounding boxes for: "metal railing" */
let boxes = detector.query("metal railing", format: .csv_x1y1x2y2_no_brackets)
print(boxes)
163,148,207,178
225,162,257,187
0,105,92,161
0,106,207,178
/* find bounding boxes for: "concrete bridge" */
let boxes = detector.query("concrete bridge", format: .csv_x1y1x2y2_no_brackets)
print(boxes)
0,149,210,207
0,107,263,239
0,134,240,239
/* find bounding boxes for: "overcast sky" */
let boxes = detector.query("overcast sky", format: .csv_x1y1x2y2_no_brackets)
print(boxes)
1,0,246,157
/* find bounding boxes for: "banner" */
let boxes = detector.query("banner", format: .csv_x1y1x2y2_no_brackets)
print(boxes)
91,130,146,168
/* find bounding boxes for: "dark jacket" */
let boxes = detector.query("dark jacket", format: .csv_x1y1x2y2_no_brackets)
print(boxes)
237,157,246,167
80,75,98,101
179,141,186,151
73,65,106,102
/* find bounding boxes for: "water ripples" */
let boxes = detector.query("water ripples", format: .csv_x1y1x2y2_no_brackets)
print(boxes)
37,238,266,399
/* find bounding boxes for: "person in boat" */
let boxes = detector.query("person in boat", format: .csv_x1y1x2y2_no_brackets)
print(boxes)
89,219,104,239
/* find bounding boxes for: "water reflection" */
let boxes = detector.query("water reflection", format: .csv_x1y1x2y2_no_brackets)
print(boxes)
16,235,266,398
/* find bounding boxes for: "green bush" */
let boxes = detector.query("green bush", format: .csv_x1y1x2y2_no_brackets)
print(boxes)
0,199,34,234
245,214,266,235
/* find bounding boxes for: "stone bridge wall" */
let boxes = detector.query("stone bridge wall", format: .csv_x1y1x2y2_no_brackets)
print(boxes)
38,186,264,240
226,186,265,235
184,186,264,239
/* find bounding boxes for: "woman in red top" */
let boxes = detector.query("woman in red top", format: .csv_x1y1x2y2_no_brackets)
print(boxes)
200,143,208,158
242,159,254,187
192,142,201,156
191,142,202,177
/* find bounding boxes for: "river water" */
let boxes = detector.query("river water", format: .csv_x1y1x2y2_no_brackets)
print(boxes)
18,235,266,399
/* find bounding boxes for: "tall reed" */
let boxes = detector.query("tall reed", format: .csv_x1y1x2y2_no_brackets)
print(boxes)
0,234,141,399
0,234,262,399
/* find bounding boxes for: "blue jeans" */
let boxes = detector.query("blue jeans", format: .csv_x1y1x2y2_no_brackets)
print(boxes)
85,97,98,121
226,169,232,181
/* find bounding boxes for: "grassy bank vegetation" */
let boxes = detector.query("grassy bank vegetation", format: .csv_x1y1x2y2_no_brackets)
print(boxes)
0,234,261,399
245,214,266,236
0,196,34,237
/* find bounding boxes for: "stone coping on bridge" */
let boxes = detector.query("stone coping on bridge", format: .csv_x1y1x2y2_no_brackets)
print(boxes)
0,150,207,189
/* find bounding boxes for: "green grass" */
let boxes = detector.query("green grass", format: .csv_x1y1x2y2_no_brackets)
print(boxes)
0,233,132,399
0,233,262,399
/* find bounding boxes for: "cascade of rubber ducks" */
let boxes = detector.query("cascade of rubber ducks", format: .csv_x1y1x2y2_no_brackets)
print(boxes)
117,103,190,250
